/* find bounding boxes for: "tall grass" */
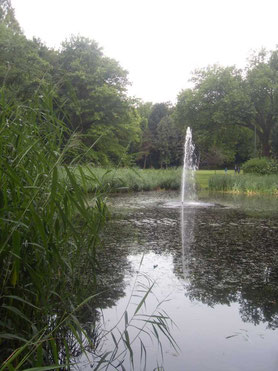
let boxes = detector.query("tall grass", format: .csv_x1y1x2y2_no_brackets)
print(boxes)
0,91,177,370
68,167,217,193
67,168,226,193
0,90,108,369
66,167,183,193
208,174,278,194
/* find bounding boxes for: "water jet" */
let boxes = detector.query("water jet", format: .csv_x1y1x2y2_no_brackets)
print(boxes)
181,127,197,205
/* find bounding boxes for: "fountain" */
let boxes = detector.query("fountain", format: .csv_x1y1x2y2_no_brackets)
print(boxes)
163,127,213,209
181,127,198,204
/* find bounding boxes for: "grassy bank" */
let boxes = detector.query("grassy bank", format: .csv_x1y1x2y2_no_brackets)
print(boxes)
69,167,278,195
208,174,278,194
67,167,225,193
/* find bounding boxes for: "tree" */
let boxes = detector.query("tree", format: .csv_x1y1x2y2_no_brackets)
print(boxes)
147,103,172,168
0,24,54,100
0,2,54,101
157,115,183,168
0,0,21,34
134,101,153,168
245,50,278,156
176,50,278,160
175,66,254,166
55,36,141,164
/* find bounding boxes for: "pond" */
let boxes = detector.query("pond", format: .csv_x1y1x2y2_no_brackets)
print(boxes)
80,191,278,371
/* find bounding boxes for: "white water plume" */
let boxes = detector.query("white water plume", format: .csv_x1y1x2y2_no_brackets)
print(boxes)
181,127,197,204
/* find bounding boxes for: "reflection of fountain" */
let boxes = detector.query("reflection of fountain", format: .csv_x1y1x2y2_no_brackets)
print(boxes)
181,207,195,282
181,127,197,204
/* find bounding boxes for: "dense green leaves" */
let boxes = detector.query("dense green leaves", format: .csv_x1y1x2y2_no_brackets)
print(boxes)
0,91,108,368
242,157,278,175
175,66,255,167
0,12,141,166
0,0,21,34
175,50,278,165
135,102,183,168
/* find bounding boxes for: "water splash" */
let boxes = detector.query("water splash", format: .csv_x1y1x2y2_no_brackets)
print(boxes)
181,127,198,204
181,127,197,283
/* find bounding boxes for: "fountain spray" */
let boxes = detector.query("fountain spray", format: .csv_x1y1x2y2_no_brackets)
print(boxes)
181,127,197,204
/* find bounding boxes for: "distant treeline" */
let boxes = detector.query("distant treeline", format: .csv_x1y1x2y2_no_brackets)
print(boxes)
1,0,278,168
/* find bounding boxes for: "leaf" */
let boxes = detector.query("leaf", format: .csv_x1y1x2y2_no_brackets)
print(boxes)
24,366,71,371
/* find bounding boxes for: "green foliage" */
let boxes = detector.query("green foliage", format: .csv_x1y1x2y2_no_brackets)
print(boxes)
0,90,108,368
208,175,237,192
0,23,53,100
135,102,183,169
242,157,278,175
0,0,21,34
0,16,141,167
71,168,225,192
271,122,278,158
54,36,141,165
175,67,254,167
175,49,278,164
93,273,178,370
209,173,278,194
69,167,182,192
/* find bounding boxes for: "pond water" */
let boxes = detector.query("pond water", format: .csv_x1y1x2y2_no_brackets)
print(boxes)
81,192,278,370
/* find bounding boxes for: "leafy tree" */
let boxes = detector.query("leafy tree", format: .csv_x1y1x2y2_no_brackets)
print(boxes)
271,123,278,158
0,0,21,34
134,101,153,168
175,65,257,166
55,36,140,164
175,50,278,162
0,23,53,100
147,103,172,168
245,50,278,156
157,115,183,168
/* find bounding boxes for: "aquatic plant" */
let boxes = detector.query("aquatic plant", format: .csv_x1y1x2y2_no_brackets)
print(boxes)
0,89,108,369
86,269,179,370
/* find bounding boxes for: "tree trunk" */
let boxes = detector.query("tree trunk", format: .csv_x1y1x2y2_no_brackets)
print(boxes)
256,125,271,157
262,140,271,157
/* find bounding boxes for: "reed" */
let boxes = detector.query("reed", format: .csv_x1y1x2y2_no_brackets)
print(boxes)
67,167,226,193
208,174,278,194
65,167,182,193
0,90,108,369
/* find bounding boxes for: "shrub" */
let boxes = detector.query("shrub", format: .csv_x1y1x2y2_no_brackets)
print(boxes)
242,157,278,175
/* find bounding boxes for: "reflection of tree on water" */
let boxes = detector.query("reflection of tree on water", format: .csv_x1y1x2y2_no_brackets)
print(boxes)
108,200,278,330
177,206,278,329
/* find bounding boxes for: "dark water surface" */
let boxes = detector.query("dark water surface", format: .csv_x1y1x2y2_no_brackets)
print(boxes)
84,192,278,370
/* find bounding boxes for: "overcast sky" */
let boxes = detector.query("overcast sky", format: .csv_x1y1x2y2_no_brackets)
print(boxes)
11,0,278,103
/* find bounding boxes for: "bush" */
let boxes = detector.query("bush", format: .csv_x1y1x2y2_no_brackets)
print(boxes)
242,157,278,175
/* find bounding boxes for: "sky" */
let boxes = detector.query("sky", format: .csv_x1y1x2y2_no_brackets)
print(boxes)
11,0,278,103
